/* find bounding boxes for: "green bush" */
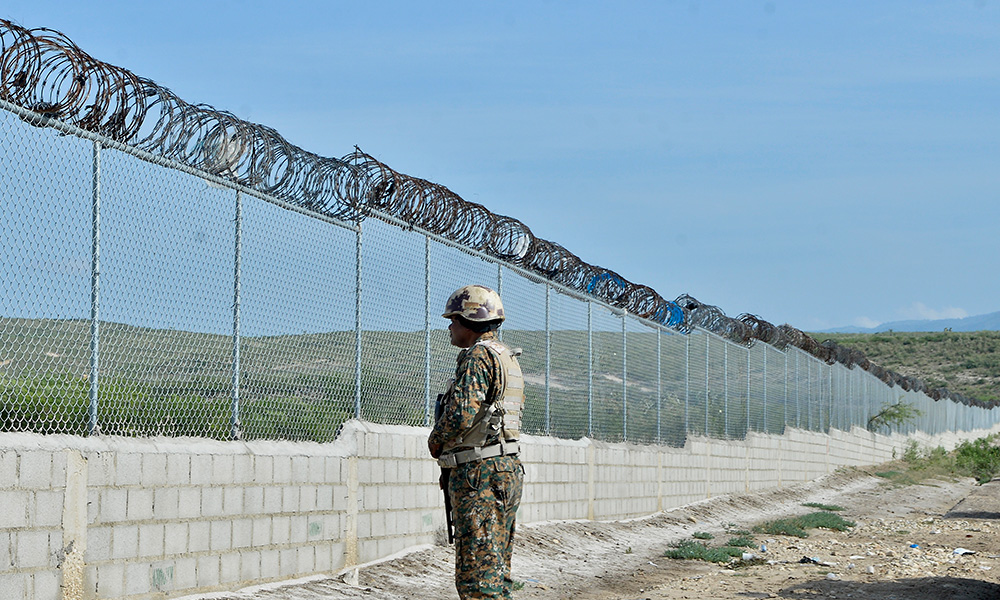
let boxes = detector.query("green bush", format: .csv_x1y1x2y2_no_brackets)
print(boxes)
955,436,1000,484
753,512,855,538
0,371,360,441
664,541,744,563
0,373,91,435
726,535,756,548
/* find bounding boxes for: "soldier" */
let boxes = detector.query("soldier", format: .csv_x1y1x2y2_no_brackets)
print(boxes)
428,285,525,600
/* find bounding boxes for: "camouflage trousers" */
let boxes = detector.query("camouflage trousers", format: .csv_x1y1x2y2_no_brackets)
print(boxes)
448,454,523,600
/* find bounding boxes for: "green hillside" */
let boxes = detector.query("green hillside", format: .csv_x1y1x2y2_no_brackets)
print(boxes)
813,331,1000,405
4,318,997,440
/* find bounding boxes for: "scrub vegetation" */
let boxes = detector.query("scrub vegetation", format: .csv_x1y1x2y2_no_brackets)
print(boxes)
816,330,1000,405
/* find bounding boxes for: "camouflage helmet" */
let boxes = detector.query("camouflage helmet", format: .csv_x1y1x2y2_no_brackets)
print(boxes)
442,285,505,322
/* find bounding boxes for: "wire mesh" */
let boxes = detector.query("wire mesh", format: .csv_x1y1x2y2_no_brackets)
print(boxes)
497,269,547,436
763,343,787,435
99,147,234,438
747,343,766,435
705,332,730,439
0,110,93,435
359,218,429,427
658,330,688,447
590,305,625,442
238,187,356,441
1,89,999,444
544,288,590,440
721,340,748,440
624,315,659,444
685,331,709,438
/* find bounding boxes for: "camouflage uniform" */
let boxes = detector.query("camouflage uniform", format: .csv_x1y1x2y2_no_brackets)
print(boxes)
429,331,524,600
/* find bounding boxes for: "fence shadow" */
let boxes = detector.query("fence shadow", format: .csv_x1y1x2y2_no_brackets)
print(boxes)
780,576,1000,600
944,479,1000,520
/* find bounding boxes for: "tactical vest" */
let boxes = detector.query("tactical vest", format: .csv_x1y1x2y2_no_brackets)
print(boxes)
440,338,524,457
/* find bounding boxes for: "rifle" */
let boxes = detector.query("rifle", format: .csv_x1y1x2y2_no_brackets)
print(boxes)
434,391,455,544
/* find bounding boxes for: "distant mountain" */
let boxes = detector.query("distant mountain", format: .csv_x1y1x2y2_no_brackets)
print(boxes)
820,311,1000,334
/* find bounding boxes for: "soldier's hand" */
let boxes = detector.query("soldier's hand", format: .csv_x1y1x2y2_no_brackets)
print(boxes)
428,441,443,458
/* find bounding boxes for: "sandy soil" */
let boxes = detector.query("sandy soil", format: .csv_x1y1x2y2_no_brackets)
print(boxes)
187,469,1000,600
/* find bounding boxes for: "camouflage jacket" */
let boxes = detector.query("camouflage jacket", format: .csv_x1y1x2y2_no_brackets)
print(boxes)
428,331,504,451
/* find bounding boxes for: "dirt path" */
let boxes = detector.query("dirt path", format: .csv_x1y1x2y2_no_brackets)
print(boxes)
184,470,1000,600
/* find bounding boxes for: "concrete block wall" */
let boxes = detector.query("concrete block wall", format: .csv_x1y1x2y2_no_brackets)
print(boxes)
2,420,999,599
0,445,67,599
351,424,440,564
517,436,589,523
659,445,709,508
0,421,443,600
590,444,660,520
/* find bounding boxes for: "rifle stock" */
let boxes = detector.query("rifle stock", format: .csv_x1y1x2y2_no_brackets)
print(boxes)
440,468,454,544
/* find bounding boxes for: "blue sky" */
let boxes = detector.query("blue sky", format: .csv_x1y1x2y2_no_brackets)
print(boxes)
5,1,999,331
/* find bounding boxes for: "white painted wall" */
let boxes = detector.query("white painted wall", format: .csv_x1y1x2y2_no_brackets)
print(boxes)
1,420,997,599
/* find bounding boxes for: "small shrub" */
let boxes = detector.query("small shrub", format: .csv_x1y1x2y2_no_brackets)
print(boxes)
802,502,844,512
726,535,756,548
902,439,922,463
664,541,709,560
798,512,855,531
753,512,855,538
926,445,949,461
692,531,714,540
664,541,742,563
753,519,806,538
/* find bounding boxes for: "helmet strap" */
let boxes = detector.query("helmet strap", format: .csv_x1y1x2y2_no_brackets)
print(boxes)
456,316,502,334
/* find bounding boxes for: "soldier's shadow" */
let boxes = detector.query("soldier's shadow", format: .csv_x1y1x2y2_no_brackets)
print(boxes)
778,576,1000,600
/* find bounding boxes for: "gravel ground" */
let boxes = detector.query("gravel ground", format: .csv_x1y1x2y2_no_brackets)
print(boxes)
181,470,1000,600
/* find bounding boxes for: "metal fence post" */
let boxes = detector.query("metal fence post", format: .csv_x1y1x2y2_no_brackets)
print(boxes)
784,351,788,429
746,347,751,434
230,190,242,440
763,347,768,434
656,330,662,443
545,284,551,435
88,141,101,436
806,359,812,431
587,301,593,437
705,335,710,435
354,222,363,420
622,313,627,441
828,363,833,432
723,342,728,438
795,351,800,429
424,235,432,426
847,365,853,429
685,334,690,435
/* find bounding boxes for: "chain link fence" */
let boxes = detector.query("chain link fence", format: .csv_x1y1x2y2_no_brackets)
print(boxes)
2,99,998,445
